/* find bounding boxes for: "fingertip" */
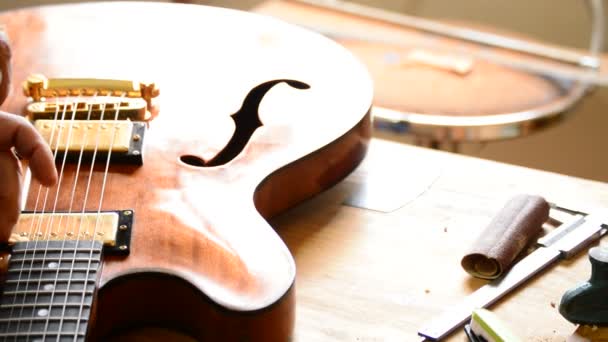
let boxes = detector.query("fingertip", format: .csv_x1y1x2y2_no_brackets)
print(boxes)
29,143,57,187
40,167,58,187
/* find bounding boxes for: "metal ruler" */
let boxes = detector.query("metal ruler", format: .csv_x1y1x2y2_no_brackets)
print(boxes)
417,208,608,341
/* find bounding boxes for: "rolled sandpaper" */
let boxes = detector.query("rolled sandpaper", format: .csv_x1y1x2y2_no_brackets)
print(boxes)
461,194,550,279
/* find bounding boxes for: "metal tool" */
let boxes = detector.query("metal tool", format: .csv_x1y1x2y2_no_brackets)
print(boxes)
417,206,608,341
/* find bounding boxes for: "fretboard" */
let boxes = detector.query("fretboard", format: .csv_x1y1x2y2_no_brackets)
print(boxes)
0,240,103,341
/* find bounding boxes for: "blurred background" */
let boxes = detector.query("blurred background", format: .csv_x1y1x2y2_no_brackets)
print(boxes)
2,0,608,182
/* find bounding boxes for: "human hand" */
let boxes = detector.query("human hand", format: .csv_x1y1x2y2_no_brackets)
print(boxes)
0,31,58,242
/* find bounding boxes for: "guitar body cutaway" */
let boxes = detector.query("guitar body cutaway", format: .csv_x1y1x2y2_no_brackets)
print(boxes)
0,2,372,340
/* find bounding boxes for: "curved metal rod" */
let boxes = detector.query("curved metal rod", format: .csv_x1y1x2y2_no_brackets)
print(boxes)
294,0,604,70
586,0,604,70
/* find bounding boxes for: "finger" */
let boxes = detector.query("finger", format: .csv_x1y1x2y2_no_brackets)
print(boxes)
0,30,11,105
0,150,22,241
0,111,57,186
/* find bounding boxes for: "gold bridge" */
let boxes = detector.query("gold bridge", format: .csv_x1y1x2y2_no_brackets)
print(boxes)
23,74,159,121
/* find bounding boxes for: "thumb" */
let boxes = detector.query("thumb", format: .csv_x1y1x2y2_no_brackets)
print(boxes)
0,150,22,242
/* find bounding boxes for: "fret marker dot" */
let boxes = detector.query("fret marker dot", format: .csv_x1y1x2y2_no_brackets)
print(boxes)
37,309,49,317
48,262,58,269
43,284,54,291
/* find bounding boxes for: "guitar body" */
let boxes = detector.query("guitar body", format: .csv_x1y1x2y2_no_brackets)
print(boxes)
0,2,372,341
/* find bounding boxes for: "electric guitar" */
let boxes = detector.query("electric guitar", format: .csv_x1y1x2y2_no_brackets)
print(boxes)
0,2,372,341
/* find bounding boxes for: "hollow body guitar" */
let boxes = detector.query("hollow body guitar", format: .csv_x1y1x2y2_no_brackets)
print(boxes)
0,2,372,341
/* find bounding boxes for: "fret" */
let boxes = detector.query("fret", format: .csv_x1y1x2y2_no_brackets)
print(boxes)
0,289,95,304
1,294,92,308
3,280,95,293
11,247,101,255
2,289,94,296
8,265,100,274
10,249,102,259
1,302,90,309
6,270,98,283
11,240,102,252
0,240,102,340
1,320,87,336
10,256,101,263
0,316,85,323
0,331,86,337
4,278,94,285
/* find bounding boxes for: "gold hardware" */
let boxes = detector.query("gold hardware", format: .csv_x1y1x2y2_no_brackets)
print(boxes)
119,224,128,231
23,74,159,105
12,213,119,246
26,98,147,121
23,74,158,121
34,120,133,153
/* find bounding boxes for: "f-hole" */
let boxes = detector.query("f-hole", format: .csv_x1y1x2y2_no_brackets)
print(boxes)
179,79,310,167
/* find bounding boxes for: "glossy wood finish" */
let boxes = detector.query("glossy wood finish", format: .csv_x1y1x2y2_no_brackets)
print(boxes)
0,2,372,340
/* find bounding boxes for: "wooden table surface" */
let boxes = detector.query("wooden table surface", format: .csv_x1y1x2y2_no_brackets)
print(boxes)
270,138,608,341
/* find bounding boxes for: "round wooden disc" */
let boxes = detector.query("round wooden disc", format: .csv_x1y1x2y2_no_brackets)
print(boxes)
340,38,566,116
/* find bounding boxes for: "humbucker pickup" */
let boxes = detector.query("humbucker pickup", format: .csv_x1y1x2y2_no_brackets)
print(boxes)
35,120,146,165
10,210,134,255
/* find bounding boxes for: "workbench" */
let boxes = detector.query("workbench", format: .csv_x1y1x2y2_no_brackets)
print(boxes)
271,138,607,341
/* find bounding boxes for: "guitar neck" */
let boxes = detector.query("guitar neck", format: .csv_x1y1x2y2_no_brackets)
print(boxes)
0,240,103,341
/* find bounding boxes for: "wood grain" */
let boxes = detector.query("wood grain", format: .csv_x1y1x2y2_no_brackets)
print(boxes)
271,138,608,341
0,2,372,340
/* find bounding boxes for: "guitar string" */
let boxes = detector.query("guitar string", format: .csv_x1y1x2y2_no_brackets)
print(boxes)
18,95,81,341
3,97,69,341
40,93,101,341
64,92,126,342
52,94,108,340
1,97,61,341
